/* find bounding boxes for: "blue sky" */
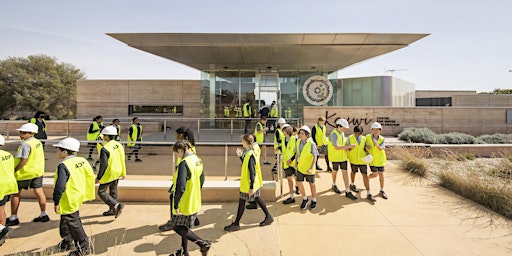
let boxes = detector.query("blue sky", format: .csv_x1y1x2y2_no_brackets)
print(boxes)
1,0,511,92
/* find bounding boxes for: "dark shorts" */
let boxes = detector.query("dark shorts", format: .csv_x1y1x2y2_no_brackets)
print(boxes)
240,189,261,201
284,167,296,177
351,164,368,174
296,172,315,183
17,176,43,190
370,166,385,173
332,161,348,171
318,145,328,155
170,213,197,229
0,195,10,206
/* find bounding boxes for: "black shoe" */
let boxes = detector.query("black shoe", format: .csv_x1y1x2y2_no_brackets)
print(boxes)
69,247,91,256
127,155,131,161
367,194,377,202
327,167,333,173
158,220,175,232
169,247,188,256
350,184,360,193
58,239,74,251
283,197,295,204
194,217,200,226
332,185,342,194
263,161,271,165
87,157,93,161
135,158,142,162
245,202,257,210
224,222,240,232
346,191,358,200
295,186,300,195
0,227,11,241
196,240,211,256
259,217,274,226
309,201,317,210
33,215,50,222
103,209,115,216
114,203,124,218
271,167,277,174
300,199,309,211
6,218,19,226
316,166,323,171
380,191,388,200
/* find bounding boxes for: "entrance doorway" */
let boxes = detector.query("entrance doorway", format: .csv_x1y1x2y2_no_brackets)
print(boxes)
256,73,280,115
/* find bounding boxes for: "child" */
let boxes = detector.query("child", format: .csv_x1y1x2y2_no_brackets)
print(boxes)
348,126,375,202
52,138,96,255
271,118,287,174
295,125,319,211
328,119,357,200
312,116,331,172
87,116,104,160
0,134,17,246
127,117,143,162
110,119,121,141
366,122,388,199
255,116,270,165
281,124,299,204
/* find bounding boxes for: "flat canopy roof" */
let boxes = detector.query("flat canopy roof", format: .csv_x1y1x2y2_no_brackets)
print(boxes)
108,33,428,72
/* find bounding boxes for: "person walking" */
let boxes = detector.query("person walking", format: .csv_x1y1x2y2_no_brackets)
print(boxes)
97,126,126,218
7,123,49,226
110,119,121,141
271,118,287,174
52,138,96,256
295,125,319,211
0,135,17,246
281,124,299,204
30,111,47,149
255,116,270,165
312,116,331,172
127,117,143,162
224,134,273,232
243,99,253,134
366,122,388,199
87,116,104,160
348,125,375,202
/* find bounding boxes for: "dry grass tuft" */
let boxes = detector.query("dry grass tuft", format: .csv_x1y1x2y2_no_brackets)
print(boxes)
392,146,431,177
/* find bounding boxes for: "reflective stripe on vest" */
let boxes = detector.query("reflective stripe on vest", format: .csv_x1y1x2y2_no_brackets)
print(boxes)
328,129,348,162
15,138,45,181
365,134,387,167
99,141,126,184
297,139,316,174
171,154,203,215
240,150,262,193
347,135,367,165
55,157,96,215
0,150,18,198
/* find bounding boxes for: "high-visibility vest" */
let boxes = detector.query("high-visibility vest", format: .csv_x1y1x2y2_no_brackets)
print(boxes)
314,124,327,146
54,157,95,215
296,139,316,175
270,105,278,117
282,136,297,169
240,150,262,193
176,146,197,167
328,129,348,162
127,124,142,147
284,109,291,118
99,140,126,184
224,107,230,117
243,103,251,118
347,135,367,165
30,118,47,133
171,154,203,215
274,128,285,151
14,138,45,181
87,122,102,141
0,150,18,199
365,134,386,167
252,143,261,161
254,122,265,143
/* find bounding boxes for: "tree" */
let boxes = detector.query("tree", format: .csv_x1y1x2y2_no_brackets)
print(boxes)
0,55,86,119
479,88,512,95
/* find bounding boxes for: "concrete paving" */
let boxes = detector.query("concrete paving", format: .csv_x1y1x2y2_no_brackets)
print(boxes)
1,161,511,256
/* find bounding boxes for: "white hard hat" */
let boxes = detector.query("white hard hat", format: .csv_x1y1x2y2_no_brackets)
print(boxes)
336,118,349,129
53,138,80,152
371,122,382,129
361,154,373,164
0,134,4,146
16,123,39,133
299,125,311,134
281,124,291,129
277,118,286,124
101,126,118,135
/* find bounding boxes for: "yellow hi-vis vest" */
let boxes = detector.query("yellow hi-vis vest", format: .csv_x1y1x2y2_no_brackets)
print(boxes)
55,157,96,215
283,136,297,169
224,107,230,117
127,124,142,147
0,150,18,199
296,139,316,175
328,129,348,162
314,124,327,146
274,128,285,151
87,121,102,141
254,122,265,143
270,105,278,117
243,102,251,117
171,154,203,215
240,150,262,193
99,140,126,184
365,134,387,167
252,143,261,161
176,146,197,167
30,118,47,132
15,138,45,181
347,135,367,165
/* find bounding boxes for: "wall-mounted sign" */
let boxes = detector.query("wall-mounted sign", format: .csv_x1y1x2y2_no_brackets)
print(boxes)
303,75,333,106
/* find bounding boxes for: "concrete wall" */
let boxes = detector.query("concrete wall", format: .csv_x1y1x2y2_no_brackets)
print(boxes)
416,90,476,98
452,94,512,107
303,106,512,136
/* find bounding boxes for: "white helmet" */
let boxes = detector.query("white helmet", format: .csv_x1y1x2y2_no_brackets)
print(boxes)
336,118,349,128
0,134,4,146
371,122,382,129
101,126,118,135
277,118,286,124
53,138,80,152
16,123,39,133
299,125,311,135
281,124,291,129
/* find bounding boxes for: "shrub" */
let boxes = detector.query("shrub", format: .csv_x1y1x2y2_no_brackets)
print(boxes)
441,132,482,144
398,128,440,144
477,133,512,144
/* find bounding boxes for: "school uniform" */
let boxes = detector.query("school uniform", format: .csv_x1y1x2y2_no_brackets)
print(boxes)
282,135,297,177
366,134,387,172
0,149,17,240
296,138,319,183
347,134,368,173
15,137,45,190
127,123,143,161
97,140,126,214
328,129,349,170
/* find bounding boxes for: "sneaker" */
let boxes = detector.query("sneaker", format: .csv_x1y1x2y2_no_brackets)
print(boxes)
300,199,309,211
295,186,300,195
103,210,115,216
114,203,124,218
350,184,360,193
282,197,295,204
380,191,388,200
259,217,274,226
196,240,211,256
345,191,358,200
367,194,377,202
58,239,74,251
0,227,11,241
158,220,175,232
33,215,50,222
245,202,257,210
194,217,200,226
6,218,19,226
309,201,317,210
263,161,271,165
224,222,240,232
135,158,142,162
332,185,342,194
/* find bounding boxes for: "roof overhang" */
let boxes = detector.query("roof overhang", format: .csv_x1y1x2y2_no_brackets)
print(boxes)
107,33,429,72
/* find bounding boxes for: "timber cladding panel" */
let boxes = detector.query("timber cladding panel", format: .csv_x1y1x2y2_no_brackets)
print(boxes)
304,106,512,136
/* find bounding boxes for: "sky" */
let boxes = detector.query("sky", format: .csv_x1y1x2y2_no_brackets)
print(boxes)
1,0,511,93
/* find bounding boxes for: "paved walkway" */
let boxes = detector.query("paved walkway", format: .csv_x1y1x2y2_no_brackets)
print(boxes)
1,161,511,256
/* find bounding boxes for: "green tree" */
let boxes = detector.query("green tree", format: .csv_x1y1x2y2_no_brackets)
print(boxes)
0,55,86,119
479,88,512,95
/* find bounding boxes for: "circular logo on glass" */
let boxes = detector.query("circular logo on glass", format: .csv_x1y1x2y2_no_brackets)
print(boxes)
302,76,333,106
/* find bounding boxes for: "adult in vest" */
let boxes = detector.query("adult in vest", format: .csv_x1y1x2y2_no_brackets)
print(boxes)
169,140,211,256
52,138,95,255
87,116,104,160
0,135,18,244
30,111,47,149
312,116,331,172
110,119,121,141
7,123,48,226
295,125,320,211
327,119,357,200
281,124,300,204
127,117,143,162
366,122,388,199
243,99,253,134
97,126,126,218
224,134,273,232
347,125,376,202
